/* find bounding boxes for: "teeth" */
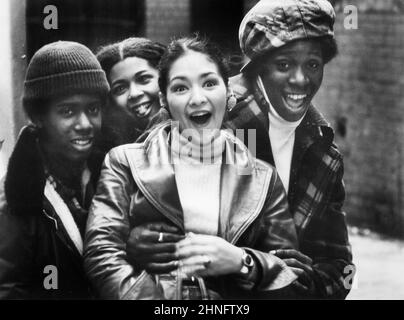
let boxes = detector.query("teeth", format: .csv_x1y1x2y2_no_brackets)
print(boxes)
132,102,150,111
287,94,307,101
131,102,151,118
191,111,209,117
189,111,211,125
72,139,91,145
136,105,147,114
136,102,150,109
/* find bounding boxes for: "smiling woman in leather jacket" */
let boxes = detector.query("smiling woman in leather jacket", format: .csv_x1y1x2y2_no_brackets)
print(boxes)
84,36,298,300
0,41,109,299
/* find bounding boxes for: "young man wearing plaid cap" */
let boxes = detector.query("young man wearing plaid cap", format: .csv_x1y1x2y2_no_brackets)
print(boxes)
225,0,354,299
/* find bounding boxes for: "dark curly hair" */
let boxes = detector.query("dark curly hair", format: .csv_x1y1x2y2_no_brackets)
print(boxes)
96,37,166,78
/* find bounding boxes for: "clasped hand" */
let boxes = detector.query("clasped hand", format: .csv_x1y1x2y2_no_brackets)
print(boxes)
126,223,243,277
271,249,315,293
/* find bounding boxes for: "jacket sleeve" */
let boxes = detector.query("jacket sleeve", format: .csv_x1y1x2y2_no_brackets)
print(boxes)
84,148,147,300
0,200,37,299
299,160,354,299
232,170,299,293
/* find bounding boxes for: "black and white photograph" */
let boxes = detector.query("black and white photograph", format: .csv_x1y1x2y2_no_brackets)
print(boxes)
0,0,403,302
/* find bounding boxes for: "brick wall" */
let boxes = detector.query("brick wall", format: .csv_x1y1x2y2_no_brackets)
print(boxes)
314,6,404,237
145,0,190,44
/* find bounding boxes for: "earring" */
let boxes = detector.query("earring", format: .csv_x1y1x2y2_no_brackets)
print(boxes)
159,91,167,109
226,89,237,111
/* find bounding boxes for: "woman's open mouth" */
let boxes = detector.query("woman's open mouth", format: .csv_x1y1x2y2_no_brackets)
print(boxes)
189,111,212,126
129,102,152,119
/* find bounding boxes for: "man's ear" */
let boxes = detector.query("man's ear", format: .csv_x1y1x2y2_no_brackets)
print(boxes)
159,92,168,109
30,115,43,129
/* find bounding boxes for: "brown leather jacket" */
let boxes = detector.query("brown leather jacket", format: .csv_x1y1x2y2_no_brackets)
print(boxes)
84,120,298,299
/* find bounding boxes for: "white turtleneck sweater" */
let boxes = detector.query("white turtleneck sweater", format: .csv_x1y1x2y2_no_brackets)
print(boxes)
257,76,304,194
171,127,224,235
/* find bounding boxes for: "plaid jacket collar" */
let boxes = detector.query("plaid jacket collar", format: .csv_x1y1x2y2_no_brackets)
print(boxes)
233,73,332,135
229,73,335,169
228,74,339,230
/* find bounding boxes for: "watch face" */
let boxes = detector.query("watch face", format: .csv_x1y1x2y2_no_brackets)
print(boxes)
242,251,254,267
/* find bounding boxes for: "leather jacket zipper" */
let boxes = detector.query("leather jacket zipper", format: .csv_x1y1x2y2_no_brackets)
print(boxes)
230,173,270,245
230,198,265,245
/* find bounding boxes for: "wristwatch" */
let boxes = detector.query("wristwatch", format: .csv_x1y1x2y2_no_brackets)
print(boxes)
240,249,254,275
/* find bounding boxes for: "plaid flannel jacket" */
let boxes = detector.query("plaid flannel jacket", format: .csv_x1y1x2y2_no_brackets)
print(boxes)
225,74,354,299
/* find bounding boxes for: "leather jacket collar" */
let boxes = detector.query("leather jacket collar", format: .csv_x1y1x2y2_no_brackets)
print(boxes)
122,120,275,243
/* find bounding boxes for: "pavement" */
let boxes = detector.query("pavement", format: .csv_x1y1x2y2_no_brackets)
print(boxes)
346,227,404,300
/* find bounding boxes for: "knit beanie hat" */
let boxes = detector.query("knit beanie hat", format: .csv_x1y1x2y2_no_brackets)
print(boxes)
239,0,335,70
23,41,110,107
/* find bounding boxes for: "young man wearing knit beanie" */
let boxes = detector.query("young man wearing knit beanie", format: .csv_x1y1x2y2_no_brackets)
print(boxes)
0,41,110,299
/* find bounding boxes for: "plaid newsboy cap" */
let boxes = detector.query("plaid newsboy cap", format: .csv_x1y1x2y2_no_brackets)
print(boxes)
239,0,335,70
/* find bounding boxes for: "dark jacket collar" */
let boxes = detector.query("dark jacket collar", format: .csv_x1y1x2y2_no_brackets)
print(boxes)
296,106,334,147
5,126,45,215
229,73,336,196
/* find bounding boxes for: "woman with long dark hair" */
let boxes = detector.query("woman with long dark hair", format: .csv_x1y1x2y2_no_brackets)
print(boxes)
84,36,298,300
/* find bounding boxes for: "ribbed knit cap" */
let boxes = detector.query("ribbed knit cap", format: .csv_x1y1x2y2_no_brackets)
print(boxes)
23,41,110,104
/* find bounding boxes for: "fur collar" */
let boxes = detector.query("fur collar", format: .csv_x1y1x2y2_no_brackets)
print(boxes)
5,126,45,215
5,125,104,216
